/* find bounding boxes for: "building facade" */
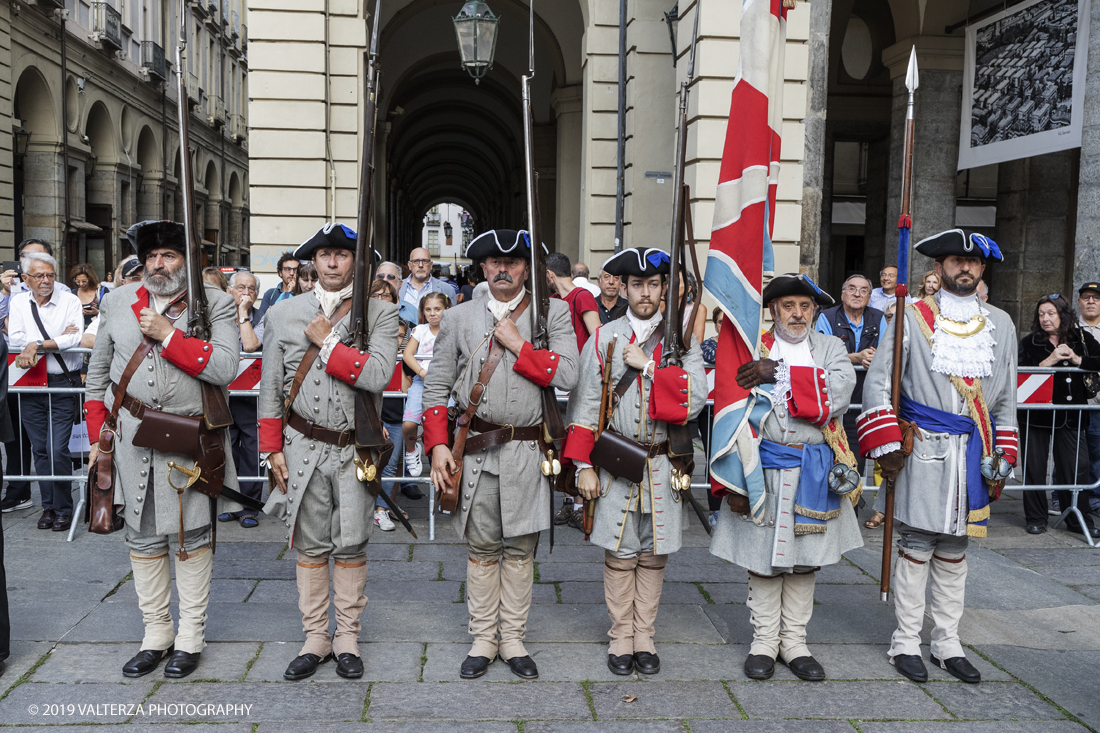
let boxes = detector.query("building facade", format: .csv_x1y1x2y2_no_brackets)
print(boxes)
2,0,249,282
420,202,470,268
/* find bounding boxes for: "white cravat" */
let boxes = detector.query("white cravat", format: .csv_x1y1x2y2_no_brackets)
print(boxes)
931,289,995,379
315,283,354,362
486,290,524,322
627,309,662,344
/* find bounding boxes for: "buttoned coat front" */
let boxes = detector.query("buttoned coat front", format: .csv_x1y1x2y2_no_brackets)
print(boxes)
258,291,399,548
421,295,579,539
85,282,242,536
564,318,708,556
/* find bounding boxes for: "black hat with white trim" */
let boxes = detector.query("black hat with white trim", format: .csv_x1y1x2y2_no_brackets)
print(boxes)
601,247,671,278
914,228,1003,262
127,220,185,262
294,223,359,260
762,273,834,307
465,229,547,260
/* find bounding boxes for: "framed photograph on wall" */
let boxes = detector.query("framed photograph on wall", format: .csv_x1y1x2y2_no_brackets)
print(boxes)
958,0,1091,170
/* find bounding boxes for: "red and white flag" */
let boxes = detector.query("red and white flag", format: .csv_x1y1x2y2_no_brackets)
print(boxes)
1016,373,1053,404
228,358,262,391
7,354,47,387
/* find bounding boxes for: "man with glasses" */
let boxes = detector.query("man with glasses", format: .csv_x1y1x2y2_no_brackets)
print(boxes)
869,266,899,312
219,271,264,529
398,247,449,325
376,261,403,290
256,252,299,324
1078,282,1100,512
816,274,887,476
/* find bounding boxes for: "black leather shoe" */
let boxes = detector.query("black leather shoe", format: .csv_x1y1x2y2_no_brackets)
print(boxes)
744,653,775,680
283,652,332,680
459,655,493,679
123,646,174,678
632,651,660,675
931,654,981,683
505,655,539,679
783,655,825,681
51,514,72,532
401,484,423,500
1026,523,1047,534
607,654,633,675
335,653,364,679
163,650,201,679
893,653,928,682
36,510,56,530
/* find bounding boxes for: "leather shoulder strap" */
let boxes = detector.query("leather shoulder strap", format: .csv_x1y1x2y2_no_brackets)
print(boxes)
283,298,355,423
611,321,665,406
107,298,187,430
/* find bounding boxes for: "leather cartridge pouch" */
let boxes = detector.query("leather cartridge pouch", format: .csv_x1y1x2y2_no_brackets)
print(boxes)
131,409,203,456
898,418,922,457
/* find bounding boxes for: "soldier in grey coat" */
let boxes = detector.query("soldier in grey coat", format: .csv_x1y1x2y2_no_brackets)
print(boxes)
423,229,579,681
712,274,862,682
85,221,242,680
258,224,399,681
564,247,707,677
858,230,1017,685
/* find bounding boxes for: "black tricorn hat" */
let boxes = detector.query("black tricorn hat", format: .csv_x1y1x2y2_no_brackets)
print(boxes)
465,229,547,260
127,220,185,262
601,247,671,278
762,273,834,307
294,223,359,260
914,228,1003,262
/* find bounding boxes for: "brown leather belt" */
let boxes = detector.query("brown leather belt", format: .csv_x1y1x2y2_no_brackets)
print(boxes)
118,389,150,420
645,441,670,458
287,409,354,448
464,416,543,455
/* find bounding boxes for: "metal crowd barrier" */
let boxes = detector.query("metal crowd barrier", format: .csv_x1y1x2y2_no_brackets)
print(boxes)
3,350,1098,546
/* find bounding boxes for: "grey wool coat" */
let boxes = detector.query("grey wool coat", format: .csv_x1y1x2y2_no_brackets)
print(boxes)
421,295,579,539
258,292,399,548
861,292,1017,537
709,330,863,575
564,317,708,557
85,282,242,536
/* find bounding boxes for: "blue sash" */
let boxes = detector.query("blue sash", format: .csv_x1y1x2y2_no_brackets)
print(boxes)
898,394,993,532
758,440,838,533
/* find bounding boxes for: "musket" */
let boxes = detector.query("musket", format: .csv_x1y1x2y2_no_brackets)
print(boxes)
584,336,618,540
881,47,919,603
521,0,564,551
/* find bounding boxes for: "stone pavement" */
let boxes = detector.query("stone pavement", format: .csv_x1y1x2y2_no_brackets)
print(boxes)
2,487,1100,732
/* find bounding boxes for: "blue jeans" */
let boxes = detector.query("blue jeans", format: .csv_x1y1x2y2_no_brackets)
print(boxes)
22,375,77,516
379,421,405,508
1088,413,1100,511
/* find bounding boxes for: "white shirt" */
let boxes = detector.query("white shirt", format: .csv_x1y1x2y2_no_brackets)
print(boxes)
573,276,601,297
8,288,84,373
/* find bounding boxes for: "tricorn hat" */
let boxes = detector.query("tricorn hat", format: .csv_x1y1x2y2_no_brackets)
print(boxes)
914,228,1003,262
294,223,359,260
465,229,547,260
127,220,186,262
762,273,834,307
601,247,671,279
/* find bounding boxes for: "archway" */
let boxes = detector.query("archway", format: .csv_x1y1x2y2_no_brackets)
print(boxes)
82,101,117,279
13,67,59,247
136,125,161,221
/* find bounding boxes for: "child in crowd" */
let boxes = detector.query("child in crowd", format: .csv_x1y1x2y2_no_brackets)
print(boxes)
402,292,451,477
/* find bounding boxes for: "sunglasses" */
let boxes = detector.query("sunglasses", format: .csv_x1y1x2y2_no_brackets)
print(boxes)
375,273,398,281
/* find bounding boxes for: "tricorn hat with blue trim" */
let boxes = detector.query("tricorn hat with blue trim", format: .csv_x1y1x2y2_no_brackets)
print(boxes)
294,223,360,260
914,228,1003,262
762,273,834,307
465,229,548,260
127,220,186,262
601,247,671,278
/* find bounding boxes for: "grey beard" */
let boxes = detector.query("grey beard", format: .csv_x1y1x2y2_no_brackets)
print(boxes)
774,319,809,344
144,266,187,297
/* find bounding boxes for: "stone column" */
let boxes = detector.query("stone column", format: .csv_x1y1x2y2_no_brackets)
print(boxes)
863,137,890,283
798,0,832,282
0,1,12,256
552,86,582,264
883,38,964,283
1072,0,1100,291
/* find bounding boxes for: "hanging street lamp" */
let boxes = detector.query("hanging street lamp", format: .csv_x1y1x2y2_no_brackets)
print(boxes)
453,1,500,84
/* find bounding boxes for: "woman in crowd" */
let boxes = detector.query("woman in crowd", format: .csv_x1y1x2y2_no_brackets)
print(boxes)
916,270,941,299
1018,294,1100,538
70,264,106,328
202,266,228,291
401,291,450,478
294,262,318,294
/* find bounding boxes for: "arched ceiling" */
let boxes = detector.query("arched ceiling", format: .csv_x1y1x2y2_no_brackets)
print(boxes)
886,0,1023,39
380,0,582,230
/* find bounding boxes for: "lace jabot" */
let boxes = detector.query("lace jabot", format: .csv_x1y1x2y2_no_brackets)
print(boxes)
768,333,814,403
930,289,995,379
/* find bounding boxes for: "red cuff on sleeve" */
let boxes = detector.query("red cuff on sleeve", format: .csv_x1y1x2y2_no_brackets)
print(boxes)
422,404,450,453
512,342,559,387
324,343,369,386
995,426,1019,466
160,330,213,377
856,407,903,457
786,365,830,427
259,418,284,453
563,424,597,464
84,400,108,444
648,365,691,425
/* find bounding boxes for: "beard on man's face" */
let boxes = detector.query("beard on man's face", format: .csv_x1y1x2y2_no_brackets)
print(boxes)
144,261,187,297
941,270,978,296
774,314,809,344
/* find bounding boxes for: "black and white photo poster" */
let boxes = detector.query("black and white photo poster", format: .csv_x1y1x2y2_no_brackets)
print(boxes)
958,0,1090,170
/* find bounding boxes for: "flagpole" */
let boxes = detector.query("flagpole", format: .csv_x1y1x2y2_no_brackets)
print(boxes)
881,46,918,603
